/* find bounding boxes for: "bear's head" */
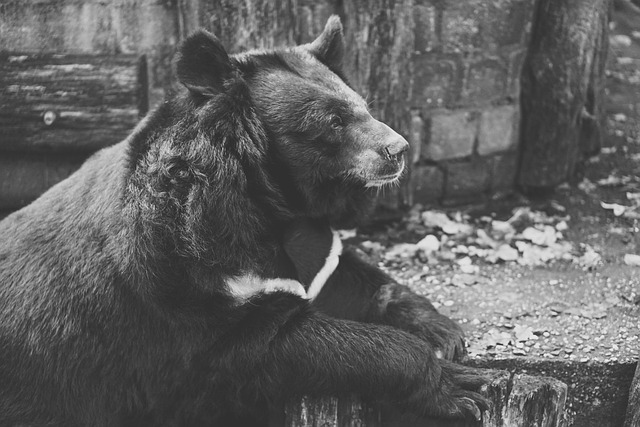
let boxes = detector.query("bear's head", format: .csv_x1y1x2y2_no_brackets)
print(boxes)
174,16,409,227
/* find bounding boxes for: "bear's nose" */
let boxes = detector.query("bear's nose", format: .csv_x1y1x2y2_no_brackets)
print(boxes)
384,138,409,161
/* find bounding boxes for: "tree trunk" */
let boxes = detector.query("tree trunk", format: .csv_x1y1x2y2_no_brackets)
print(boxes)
517,0,611,190
624,362,640,427
340,0,417,209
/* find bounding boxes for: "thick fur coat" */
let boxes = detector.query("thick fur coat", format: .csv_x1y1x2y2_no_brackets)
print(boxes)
0,16,487,426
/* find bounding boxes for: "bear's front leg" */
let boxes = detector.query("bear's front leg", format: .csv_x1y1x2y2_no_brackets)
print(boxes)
371,281,466,361
223,292,487,422
313,250,467,361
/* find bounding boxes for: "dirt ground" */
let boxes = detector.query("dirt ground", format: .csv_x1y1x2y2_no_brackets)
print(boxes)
350,8,640,367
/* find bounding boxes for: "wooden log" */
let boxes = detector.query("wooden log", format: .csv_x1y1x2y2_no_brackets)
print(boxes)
624,361,640,427
283,370,567,427
503,374,567,427
284,395,381,427
0,52,147,153
0,0,180,108
517,0,611,190
0,152,85,210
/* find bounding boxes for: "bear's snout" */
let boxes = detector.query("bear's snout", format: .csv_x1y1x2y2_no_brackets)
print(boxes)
349,119,409,187
382,137,409,163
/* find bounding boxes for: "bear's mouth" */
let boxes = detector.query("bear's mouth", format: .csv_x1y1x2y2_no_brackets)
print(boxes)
364,157,405,188
365,172,402,188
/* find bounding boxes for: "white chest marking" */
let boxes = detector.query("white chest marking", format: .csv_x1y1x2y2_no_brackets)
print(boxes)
226,230,342,301
306,229,342,300
226,274,308,301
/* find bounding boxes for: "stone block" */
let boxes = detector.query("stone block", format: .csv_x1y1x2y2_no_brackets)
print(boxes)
463,57,508,105
477,104,519,156
443,158,491,202
441,0,486,53
412,165,444,203
423,110,478,161
491,152,519,193
483,0,536,49
413,4,438,52
410,55,459,109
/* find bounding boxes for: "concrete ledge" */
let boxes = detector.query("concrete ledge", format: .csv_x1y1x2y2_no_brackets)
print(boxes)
281,366,567,427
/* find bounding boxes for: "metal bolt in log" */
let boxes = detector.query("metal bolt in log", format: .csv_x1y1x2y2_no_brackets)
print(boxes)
42,110,57,126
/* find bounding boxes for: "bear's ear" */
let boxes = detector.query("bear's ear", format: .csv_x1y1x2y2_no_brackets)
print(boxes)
175,30,234,97
307,15,345,72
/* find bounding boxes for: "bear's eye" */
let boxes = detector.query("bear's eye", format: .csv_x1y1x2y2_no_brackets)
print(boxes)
330,115,343,130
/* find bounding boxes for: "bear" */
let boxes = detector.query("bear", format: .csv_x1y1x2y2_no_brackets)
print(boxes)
0,15,487,427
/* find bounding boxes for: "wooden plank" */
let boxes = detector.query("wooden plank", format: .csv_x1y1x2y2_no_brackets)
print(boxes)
624,362,640,427
0,152,86,210
283,370,567,427
0,52,147,152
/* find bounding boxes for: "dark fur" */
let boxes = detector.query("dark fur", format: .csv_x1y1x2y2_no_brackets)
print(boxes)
0,17,486,426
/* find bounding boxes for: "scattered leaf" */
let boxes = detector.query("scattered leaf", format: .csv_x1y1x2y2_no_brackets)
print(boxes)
514,325,537,342
601,201,628,216
481,328,512,348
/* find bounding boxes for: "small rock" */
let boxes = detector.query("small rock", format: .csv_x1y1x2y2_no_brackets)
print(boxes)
624,253,640,266
416,234,440,254
496,244,519,262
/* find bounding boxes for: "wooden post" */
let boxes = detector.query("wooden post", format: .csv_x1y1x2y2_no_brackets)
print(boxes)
624,362,640,427
283,370,567,427
517,0,611,190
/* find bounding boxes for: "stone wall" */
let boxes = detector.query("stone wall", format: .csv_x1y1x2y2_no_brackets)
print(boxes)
394,0,535,207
